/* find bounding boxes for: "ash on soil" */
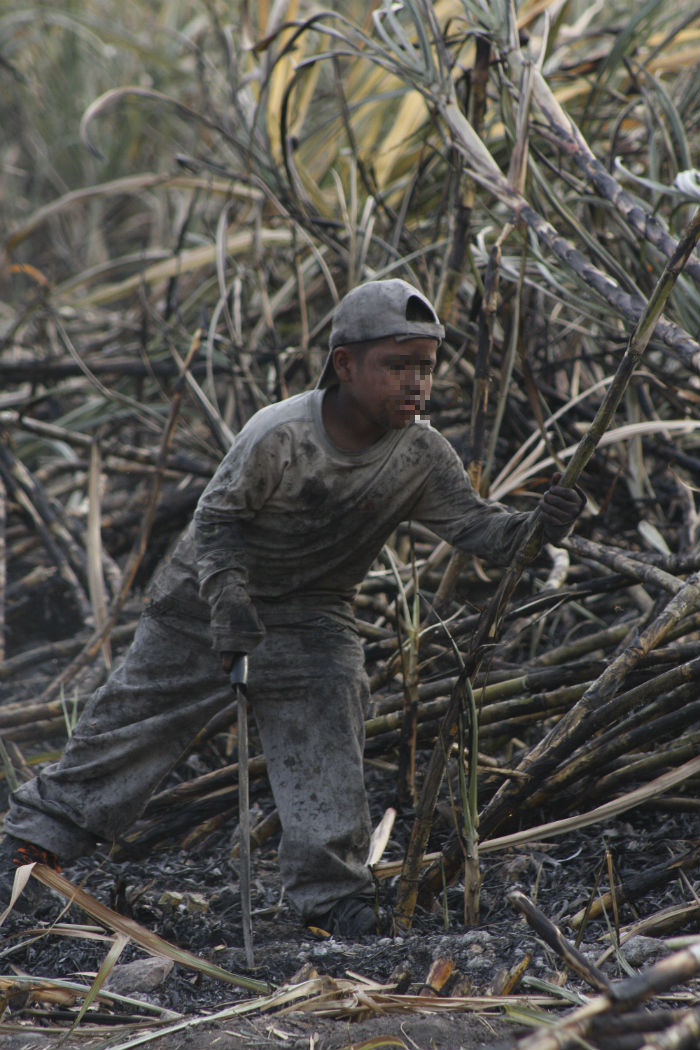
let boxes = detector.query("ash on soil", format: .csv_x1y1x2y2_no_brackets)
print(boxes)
2,751,699,1050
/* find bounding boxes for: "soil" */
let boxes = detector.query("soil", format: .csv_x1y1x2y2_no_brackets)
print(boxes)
2,752,699,1050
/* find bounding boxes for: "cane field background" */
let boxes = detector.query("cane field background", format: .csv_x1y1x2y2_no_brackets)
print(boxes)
1,1,700,1048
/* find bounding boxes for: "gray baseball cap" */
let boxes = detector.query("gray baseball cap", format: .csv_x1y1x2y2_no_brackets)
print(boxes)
318,279,445,388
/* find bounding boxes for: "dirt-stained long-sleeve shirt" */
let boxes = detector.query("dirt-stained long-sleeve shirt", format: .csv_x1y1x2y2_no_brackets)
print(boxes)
147,389,533,653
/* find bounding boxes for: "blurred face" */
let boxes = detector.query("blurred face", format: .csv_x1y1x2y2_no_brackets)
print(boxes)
334,336,438,435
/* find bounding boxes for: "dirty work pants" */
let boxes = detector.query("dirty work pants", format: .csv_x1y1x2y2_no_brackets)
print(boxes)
5,613,373,920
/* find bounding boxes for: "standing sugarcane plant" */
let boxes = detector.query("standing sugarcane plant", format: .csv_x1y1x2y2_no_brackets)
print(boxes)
456,659,480,925
386,545,422,807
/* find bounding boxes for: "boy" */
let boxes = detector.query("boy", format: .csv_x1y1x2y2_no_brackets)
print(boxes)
0,279,583,938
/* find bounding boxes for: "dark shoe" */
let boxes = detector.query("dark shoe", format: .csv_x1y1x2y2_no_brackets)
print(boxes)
311,896,378,939
0,834,61,918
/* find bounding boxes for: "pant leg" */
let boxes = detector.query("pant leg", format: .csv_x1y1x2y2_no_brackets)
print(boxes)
247,619,373,921
6,608,374,919
5,616,230,860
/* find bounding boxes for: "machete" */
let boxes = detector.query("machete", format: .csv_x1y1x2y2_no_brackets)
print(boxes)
230,654,254,968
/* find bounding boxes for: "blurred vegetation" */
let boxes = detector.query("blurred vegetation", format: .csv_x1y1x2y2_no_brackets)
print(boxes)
2,0,698,454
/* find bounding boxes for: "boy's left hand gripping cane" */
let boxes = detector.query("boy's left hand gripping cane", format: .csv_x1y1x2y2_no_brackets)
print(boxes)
231,654,254,968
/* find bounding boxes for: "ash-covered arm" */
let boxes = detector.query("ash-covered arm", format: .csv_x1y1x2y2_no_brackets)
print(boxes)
194,429,287,653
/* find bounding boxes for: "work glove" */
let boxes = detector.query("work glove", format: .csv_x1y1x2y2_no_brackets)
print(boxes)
539,472,585,543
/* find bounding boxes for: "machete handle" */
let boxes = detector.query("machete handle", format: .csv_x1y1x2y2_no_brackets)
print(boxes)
230,653,248,690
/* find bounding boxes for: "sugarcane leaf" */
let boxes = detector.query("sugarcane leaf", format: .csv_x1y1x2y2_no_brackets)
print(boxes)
30,865,270,994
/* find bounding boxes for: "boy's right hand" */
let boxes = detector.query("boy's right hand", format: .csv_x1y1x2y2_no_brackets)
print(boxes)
540,473,585,542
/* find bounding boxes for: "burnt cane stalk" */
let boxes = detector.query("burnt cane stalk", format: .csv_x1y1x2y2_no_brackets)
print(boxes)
457,674,480,925
434,40,497,609
393,206,700,929
528,690,700,817
435,236,504,609
37,329,202,705
479,568,700,841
